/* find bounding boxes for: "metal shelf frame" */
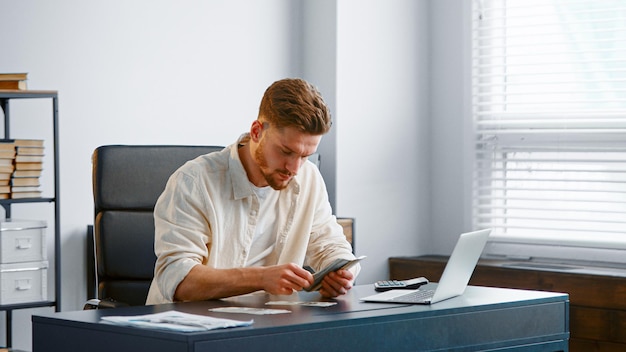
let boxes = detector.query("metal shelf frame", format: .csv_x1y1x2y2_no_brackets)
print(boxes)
0,90,60,348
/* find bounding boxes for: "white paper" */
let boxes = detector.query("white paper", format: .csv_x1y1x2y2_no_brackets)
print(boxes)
100,310,253,332
208,307,291,315
265,301,337,307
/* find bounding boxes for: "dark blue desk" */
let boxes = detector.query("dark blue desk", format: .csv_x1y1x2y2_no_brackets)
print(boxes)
32,284,569,351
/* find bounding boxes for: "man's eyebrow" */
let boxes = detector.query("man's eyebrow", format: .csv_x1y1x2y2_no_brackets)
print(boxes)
280,144,313,158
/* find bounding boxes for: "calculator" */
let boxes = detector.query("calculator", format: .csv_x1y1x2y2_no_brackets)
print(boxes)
374,277,429,292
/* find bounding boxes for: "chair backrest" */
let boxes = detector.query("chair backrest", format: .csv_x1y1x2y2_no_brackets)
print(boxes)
91,145,223,306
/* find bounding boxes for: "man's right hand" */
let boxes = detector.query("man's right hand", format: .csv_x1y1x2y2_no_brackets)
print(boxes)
261,263,314,295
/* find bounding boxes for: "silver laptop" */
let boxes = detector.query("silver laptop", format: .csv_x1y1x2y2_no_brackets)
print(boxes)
361,229,491,305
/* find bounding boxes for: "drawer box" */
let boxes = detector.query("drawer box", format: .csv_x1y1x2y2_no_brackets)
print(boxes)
0,219,46,263
0,261,48,305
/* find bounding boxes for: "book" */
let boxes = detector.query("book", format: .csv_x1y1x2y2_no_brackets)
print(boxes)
0,158,13,167
0,73,28,91
15,155,43,163
0,165,15,173
13,169,42,177
0,140,15,150
15,146,44,156
0,73,28,81
14,162,42,171
0,80,27,90
14,139,44,147
0,193,9,200
11,177,39,187
0,150,16,159
10,191,42,199
11,186,41,193
0,185,10,193
0,173,10,186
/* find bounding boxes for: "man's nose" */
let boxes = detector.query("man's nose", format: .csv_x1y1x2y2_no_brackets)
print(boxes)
285,156,303,174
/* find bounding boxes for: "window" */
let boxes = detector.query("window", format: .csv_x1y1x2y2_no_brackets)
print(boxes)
472,0,626,264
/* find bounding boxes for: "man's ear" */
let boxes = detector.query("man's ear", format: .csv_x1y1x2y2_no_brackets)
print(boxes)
250,120,265,142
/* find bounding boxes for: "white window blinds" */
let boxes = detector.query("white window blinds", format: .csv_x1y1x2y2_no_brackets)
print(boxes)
472,0,626,250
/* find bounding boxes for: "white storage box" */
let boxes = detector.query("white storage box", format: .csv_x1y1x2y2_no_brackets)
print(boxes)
0,260,48,305
0,219,47,264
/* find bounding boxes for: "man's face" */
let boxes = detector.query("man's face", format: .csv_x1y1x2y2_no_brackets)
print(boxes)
253,123,321,190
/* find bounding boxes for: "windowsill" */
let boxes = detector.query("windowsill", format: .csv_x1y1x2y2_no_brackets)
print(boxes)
484,239,626,273
397,254,626,279
480,255,626,279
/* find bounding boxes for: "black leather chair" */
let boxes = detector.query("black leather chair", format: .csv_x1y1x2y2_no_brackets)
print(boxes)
87,145,223,306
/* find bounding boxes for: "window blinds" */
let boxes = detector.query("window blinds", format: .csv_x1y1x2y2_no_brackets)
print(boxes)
472,0,626,248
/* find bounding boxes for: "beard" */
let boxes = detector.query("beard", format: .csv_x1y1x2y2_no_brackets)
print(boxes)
254,139,293,190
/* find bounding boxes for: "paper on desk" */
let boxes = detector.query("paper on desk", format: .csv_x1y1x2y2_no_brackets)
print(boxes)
208,307,291,315
265,301,337,307
100,310,253,332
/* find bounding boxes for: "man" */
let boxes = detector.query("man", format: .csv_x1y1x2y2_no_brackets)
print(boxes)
146,78,359,304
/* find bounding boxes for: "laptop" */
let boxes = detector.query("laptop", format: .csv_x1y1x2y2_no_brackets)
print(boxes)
361,228,491,305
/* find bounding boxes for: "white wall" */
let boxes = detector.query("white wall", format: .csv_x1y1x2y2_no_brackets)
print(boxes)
0,0,302,349
429,1,473,252
299,0,339,209
0,0,469,350
336,0,432,284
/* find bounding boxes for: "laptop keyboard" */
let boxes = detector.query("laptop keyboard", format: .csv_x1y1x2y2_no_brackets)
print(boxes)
391,289,435,303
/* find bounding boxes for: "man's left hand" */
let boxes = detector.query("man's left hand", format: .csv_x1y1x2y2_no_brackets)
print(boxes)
318,269,354,298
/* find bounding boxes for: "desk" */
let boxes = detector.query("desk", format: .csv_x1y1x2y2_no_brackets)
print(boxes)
33,285,569,352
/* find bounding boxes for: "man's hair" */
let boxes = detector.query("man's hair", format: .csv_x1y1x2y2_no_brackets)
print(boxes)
258,78,332,135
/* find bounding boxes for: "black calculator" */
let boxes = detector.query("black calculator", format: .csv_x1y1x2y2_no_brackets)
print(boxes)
374,277,429,292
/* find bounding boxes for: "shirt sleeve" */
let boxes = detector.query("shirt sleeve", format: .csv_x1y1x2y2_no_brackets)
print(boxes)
152,170,212,302
303,166,360,277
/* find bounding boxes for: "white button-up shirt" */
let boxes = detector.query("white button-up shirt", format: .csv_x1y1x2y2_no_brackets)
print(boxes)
146,135,358,304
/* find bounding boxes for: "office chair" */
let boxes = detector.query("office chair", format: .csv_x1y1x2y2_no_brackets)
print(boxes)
87,145,223,307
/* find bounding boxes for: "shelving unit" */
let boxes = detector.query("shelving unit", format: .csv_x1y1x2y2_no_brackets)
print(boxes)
0,90,60,348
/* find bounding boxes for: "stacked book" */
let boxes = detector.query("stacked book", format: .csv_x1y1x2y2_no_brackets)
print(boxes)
0,142,16,199
11,139,44,199
0,73,28,90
